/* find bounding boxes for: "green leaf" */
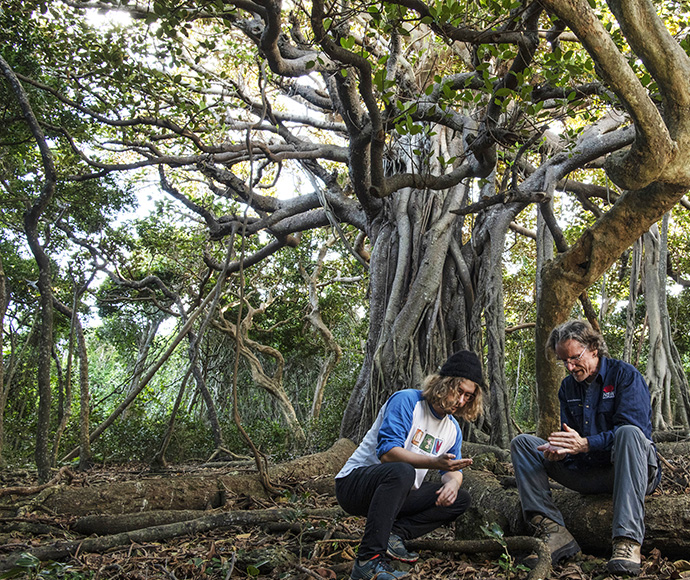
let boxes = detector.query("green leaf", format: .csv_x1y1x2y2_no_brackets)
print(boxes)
339,36,355,50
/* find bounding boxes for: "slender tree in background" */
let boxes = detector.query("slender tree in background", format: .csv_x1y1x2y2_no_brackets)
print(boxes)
298,235,345,421
0,257,7,467
1,55,57,482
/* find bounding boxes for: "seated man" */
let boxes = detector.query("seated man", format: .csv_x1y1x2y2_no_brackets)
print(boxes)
511,319,660,575
335,350,484,580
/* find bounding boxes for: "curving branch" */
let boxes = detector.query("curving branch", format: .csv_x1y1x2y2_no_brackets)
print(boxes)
310,0,385,196
606,0,690,111
539,0,677,190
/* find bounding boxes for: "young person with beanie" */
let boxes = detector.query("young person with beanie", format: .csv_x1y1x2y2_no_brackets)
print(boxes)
335,350,484,580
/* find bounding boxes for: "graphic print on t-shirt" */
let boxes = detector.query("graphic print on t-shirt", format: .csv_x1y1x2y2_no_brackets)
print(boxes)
412,429,424,446
419,433,435,453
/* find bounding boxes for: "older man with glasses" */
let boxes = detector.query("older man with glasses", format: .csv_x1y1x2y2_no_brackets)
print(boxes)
511,319,660,575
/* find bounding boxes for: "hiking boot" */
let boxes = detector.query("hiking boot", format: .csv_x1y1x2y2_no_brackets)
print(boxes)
350,555,409,580
386,534,419,563
607,537,641,576
526,515,581,566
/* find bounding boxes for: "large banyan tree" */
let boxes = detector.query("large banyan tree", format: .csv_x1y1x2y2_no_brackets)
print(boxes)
3,0,690,460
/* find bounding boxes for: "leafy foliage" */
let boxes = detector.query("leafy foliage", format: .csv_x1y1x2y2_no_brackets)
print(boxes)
2,0,690,466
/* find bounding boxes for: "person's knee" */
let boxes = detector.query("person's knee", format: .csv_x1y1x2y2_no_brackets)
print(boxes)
511,433,538,455
386,462,416,487
612,425,652,468
510,433,526,451
457,488,471,509
614,424,645,445
449,488,472,516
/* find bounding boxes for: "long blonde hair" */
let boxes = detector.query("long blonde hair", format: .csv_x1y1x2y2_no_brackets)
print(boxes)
421,374,484,422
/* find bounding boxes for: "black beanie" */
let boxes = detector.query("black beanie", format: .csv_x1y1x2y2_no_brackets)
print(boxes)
439,350,483,385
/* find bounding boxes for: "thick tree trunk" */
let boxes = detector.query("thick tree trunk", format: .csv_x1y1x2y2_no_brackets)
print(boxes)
644,222,674,429
534,205,562,437
341,128,527,443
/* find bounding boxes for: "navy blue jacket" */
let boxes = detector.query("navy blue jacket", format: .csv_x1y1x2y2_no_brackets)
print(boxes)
558,356,654,467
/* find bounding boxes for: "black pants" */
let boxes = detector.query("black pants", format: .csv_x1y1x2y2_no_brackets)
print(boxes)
335,462,471,560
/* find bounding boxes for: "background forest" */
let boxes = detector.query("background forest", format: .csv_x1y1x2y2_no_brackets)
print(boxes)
2,0,690,484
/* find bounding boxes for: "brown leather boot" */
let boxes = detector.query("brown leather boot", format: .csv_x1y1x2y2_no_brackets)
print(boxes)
527,515,581,566
607,537,642,575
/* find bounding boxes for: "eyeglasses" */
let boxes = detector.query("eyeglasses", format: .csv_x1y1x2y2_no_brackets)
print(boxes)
557,347,588,367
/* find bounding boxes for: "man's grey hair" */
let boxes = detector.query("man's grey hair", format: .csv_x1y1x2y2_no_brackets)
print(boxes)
546,319,609,358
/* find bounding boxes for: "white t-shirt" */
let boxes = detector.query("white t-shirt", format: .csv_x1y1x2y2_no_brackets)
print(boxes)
336,389,463,489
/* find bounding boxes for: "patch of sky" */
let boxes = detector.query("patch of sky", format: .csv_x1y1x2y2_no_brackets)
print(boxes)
84,7,133,29
504,259,522,276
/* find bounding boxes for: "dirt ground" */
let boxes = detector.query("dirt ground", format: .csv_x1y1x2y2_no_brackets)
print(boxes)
1,453,689,579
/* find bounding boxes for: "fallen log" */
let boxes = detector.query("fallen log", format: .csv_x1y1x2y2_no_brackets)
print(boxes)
72,509,214,535
18,438,356,517
7,438,690,560
0,507,342,573
458,469,690,559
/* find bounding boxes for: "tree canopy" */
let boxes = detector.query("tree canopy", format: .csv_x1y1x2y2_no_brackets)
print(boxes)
2,0,690,476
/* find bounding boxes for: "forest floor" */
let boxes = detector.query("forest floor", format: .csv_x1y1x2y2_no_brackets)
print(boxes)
1,455,689,580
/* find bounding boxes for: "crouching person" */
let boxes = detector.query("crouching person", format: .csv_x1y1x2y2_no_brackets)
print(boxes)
511,320,660,575
335,350,484,580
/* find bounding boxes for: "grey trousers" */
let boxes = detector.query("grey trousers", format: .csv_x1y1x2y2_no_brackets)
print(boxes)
510,425,659,544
